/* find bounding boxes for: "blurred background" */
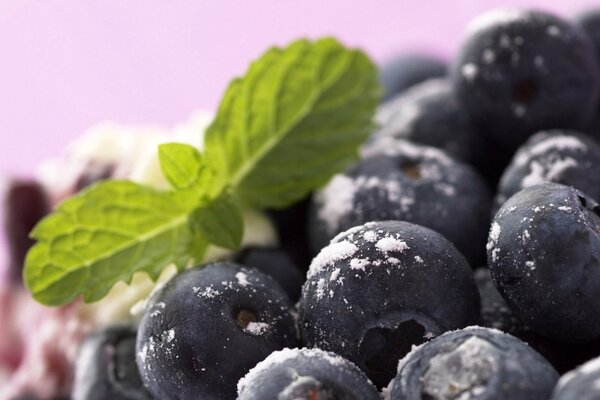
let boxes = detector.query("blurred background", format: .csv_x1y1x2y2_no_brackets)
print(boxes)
1,0,598,176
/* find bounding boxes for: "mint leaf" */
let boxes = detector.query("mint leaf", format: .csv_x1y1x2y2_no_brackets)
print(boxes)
24,37,380,306
24,180,204,306
189,193,244,250
158,143,215,196
204,37,379,208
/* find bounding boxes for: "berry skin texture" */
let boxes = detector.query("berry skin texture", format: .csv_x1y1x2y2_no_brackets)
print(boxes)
299,221,481,389
72,325,152,400
385,326,558,400
487,183,600,343
375,78,483,165
237,348,380,400
136,262,299,400
233,247,305,302
452,9,599,148
551,356,600,400
379,53,447,102
311,139,491,266
475,268,600,374
494,131,600,213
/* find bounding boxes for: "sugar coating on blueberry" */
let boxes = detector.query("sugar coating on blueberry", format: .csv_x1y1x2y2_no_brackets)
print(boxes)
488,183,600,343
311,139,491,266
237,348,380,399
385,326,558,400
300,220,481,389
494,131,600,212
136,262,299,400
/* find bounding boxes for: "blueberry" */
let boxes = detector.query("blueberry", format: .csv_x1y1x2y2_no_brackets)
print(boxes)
475,267,524,333
551,356,600,400
3,179,49,282
380,53,447,102
299,221,480,388
487,183,600,343
494,131,600,213
72,325,152,400
583,112,600,143
374,78,483,165
266,196,312,270
135,262,299,400
576,9,600,69
237,348,380,399
311,139,491,266
385,326,558,400
452,9,599,148
233,247,304,302
475,268,600,374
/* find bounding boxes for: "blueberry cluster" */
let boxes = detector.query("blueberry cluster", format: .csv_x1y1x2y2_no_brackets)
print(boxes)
64,6,600,400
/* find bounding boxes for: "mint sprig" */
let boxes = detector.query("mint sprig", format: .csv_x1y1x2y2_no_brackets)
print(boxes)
205,38,379,208
24,37,380,306
24,181,205,306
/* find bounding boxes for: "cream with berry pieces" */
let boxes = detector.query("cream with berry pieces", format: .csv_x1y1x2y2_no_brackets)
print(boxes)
0,111,278,399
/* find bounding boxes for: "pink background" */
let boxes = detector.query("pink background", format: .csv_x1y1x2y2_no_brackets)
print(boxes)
0,0,598,276
1,0,599,177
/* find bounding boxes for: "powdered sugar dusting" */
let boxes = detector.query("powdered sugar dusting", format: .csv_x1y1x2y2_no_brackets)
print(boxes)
521,157,578,188
330,268,341,282
491,248,500,262
376,237,410,253
193,286,220,299
388,257,400,265
316,175,357,234
515,135,588,167
308,240,359,278
363,230,377,242
166,329,175,342
350,258,369,271
487,222,501,250
461,64,478,81
315,278,327,300
237,348,354,396
235,272,250,287
316,173,417,235
244,322,270,335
